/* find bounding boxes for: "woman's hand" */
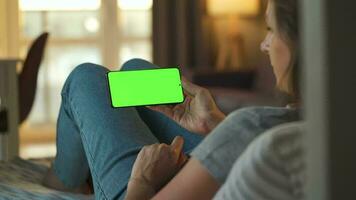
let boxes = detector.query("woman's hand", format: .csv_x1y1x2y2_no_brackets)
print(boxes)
126,136,187,200
147,77,226,135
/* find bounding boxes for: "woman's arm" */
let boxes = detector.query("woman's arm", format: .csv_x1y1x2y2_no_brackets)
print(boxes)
126,179,156,200
125,138,220,200
152,158,220,200
126,158,219,200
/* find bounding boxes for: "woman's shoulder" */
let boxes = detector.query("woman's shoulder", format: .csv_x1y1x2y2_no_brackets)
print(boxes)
226,106,300,126
254,121,306,198
213,122,306,200
229,106,298,117
256,121,305,158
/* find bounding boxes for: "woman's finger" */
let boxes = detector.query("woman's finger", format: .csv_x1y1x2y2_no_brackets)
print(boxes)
170,136,184,161
170,136,188,167
170,136,184,152
181,77,202,96
146,105,174,118
183,90,191,98
178,153,188,167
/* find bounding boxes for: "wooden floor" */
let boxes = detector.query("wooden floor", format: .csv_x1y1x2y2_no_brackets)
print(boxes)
19,122,56,159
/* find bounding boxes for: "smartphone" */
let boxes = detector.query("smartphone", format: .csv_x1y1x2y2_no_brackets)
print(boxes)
107,68,184,108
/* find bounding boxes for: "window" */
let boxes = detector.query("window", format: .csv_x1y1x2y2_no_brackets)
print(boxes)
118,0,153,64
19,0,153,124
19,0,152,158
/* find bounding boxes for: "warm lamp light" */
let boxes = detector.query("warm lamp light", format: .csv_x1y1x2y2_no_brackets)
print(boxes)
207,0,259,16
207,0,260,71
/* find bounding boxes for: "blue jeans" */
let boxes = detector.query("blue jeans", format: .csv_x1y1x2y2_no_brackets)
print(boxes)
53,59,203,200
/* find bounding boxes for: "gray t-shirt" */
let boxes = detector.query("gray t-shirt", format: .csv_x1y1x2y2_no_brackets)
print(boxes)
190,106,299,183
213,122,305,200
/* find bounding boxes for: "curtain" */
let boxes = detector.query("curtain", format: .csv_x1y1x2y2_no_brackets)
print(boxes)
152,0,213,69
0,0,19,58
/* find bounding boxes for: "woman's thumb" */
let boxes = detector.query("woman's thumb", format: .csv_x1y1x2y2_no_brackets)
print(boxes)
170,136,184,159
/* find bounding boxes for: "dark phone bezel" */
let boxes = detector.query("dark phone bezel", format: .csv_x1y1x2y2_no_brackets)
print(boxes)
106,67,185,109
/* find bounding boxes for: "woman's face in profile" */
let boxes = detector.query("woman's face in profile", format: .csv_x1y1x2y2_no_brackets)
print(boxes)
261,1,291,88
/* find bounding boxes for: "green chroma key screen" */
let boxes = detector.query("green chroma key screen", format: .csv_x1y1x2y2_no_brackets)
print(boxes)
107,68,184,108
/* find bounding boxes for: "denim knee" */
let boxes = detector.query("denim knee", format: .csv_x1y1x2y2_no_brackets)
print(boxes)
121,58,158,71
70,63,108,79
62,63,108,95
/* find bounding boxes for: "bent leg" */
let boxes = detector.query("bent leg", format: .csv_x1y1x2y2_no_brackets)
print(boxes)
53,62,159,199
52,58,202,199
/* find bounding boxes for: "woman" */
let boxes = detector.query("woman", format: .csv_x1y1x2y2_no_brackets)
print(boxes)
125,0,301,199
43,0,300,199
